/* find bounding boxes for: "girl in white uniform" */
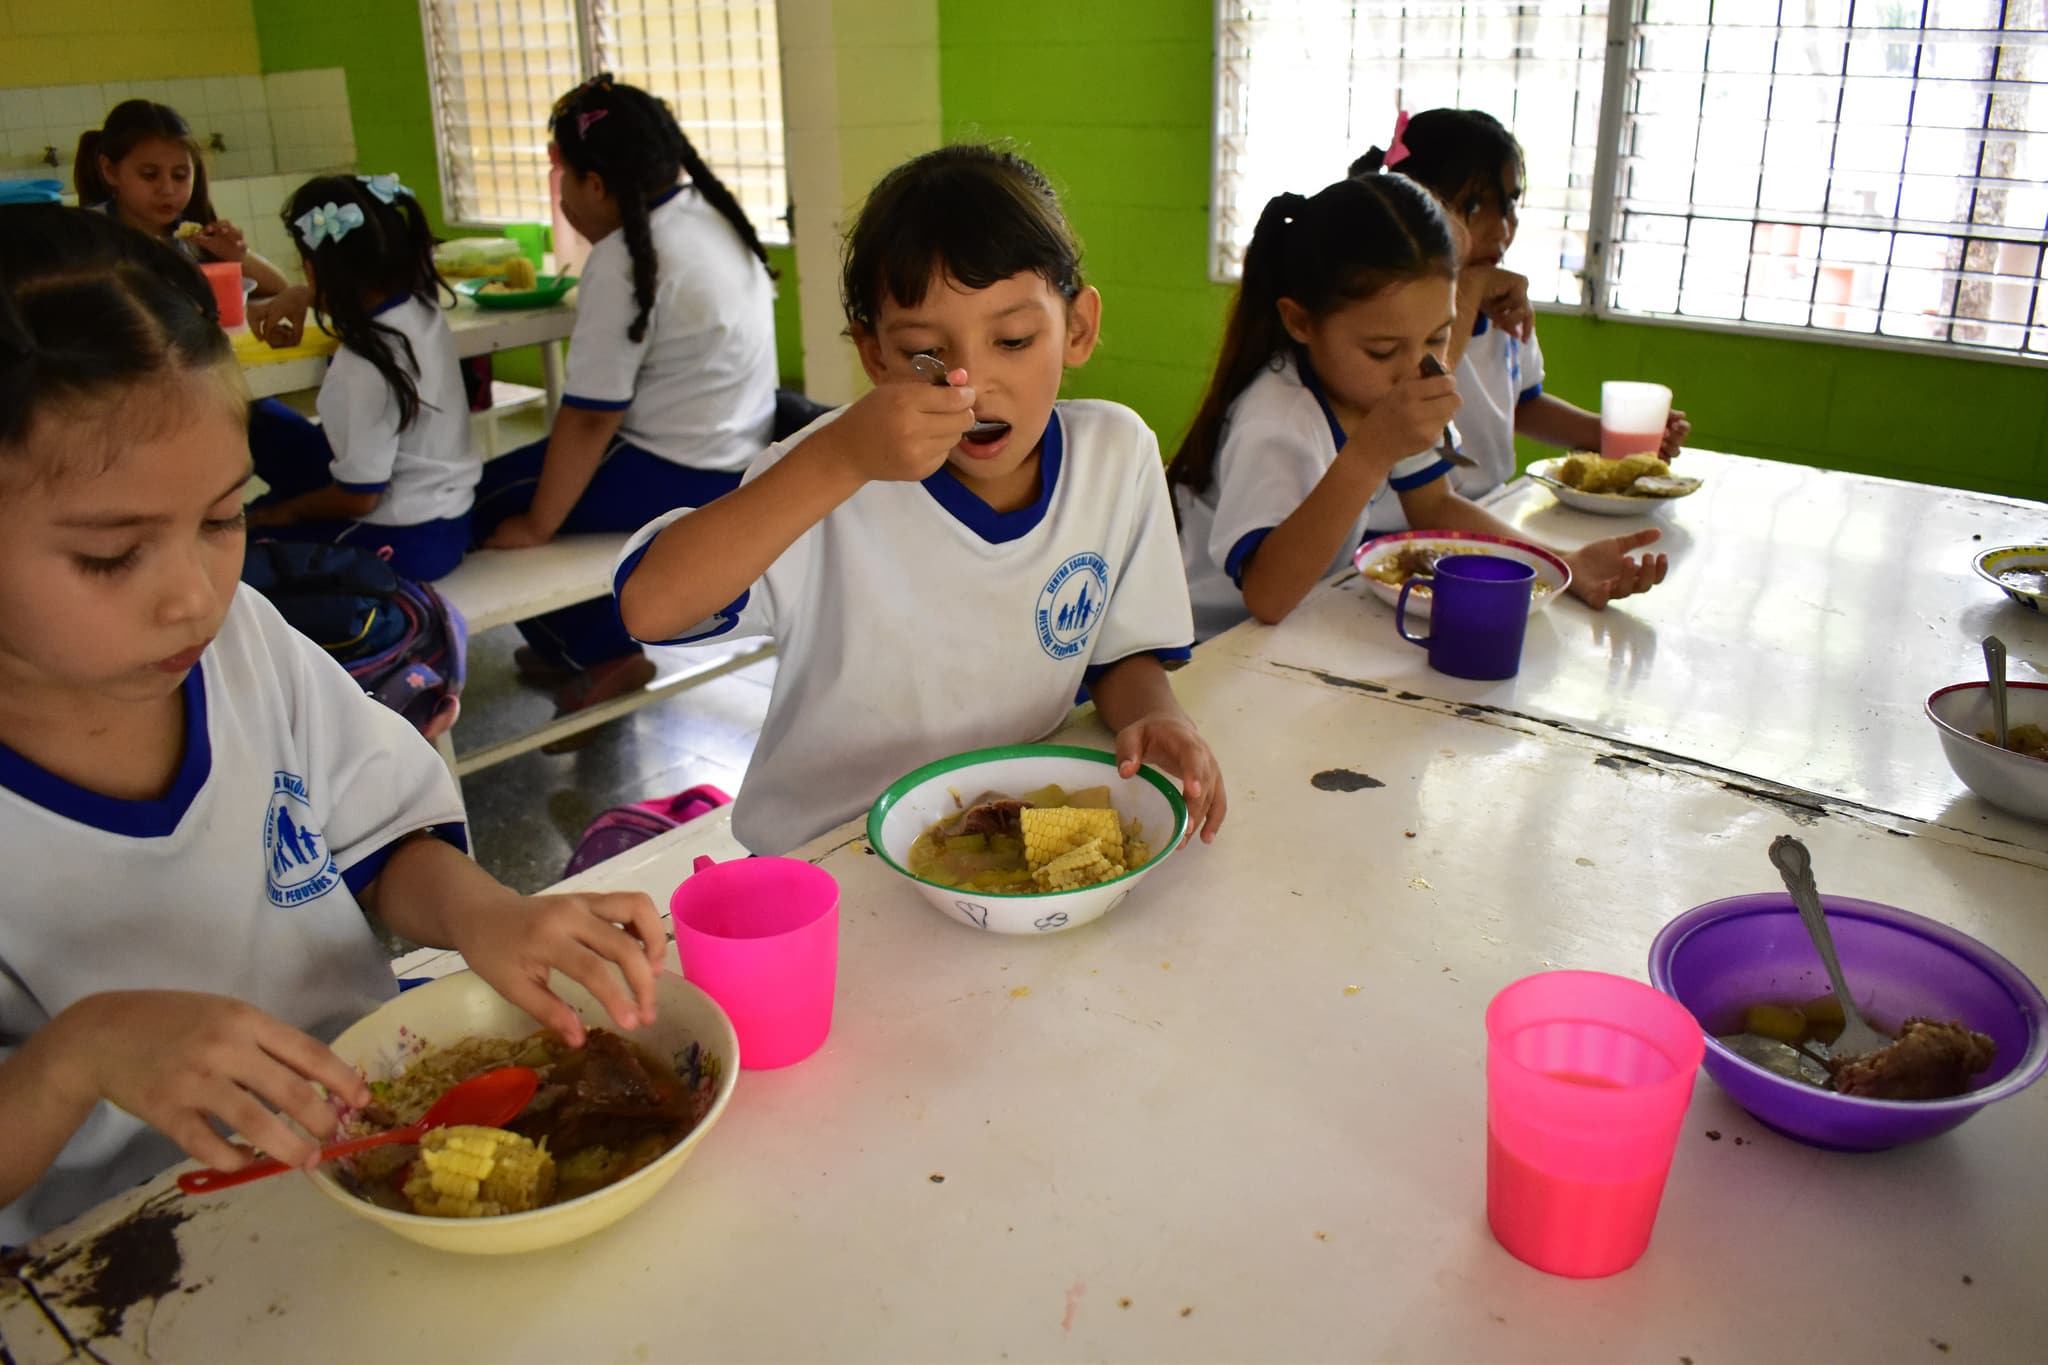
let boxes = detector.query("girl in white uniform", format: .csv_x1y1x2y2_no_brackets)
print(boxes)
0,206,667,1247
614,145,1227,856
1173,175,1672,640
475,76,780,721
1349,108,1691,526
245,175,479,581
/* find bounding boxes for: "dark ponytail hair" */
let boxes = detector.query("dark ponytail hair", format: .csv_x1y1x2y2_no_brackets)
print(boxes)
282,175,448,431
550,75,774,345
840,143,1083,333
73,100,217,227
1169,176,1454,501
1350,108,1524,221
0,204,231,464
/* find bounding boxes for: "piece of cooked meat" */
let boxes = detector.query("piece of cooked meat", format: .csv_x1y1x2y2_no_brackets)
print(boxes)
938,797,1030,839
1828,1017,1997,1100
508,1029,701,1153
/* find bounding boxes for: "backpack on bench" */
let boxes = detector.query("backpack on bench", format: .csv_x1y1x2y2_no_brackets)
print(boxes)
242,540,469,740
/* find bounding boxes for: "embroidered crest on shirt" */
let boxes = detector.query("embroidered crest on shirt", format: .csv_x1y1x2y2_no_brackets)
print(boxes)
1036,552,1110,660
264,770,339,907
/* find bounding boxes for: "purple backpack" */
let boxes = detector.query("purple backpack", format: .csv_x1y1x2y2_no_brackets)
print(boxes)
563,784,732,879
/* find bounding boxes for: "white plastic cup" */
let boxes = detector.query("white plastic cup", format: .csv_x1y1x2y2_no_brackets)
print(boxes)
1600,382,1672,459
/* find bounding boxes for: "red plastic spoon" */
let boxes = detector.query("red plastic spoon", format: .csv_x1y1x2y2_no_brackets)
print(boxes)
176,1066,541,1195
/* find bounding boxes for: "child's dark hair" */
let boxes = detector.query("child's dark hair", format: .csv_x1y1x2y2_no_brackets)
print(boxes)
1169,176,1453,500
0,204,230,462
1350,108,1525,222
550,75,773,344
282,175,448,431
73,100,217,226
840,144,1083,333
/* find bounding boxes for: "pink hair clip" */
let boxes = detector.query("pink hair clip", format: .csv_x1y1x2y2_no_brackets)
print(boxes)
1383,110,1413,169
577,107,609,136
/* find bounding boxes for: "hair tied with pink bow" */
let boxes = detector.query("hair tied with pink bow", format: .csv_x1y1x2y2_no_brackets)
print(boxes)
577,108,609,136
1383,111,1413,169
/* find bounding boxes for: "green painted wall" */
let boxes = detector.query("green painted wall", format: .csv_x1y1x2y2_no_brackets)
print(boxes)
248,0,805,387
937,0,2048,503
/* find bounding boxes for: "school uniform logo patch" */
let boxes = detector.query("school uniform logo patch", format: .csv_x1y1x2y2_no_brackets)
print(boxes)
1036,552,1110,660
264,770,339,908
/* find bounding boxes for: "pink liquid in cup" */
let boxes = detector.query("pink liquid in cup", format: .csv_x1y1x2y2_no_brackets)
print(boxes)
671,854,839,1069
1484,971,1704,1278
1599,381,1672,459
198,261,245,328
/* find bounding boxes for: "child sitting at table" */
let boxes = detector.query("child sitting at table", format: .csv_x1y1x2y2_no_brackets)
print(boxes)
75,99,311,348
243,175,479,582
0,205,666,1247
1171,175,1669,641
614,144,1227,855
1349,108,1691,513
473,75,781,724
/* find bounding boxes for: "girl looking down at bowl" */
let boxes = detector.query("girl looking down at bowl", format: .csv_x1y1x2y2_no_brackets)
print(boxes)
0,207,665,1246
1169,175,1670,641
615,144,1227,855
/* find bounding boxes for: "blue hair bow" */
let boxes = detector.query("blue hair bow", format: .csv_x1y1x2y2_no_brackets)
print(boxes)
356,173,411,205
294,201,364,249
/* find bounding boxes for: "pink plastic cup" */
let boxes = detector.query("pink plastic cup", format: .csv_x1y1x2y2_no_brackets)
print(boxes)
1485,971,1704,1278
670,854,838,1069
198,261,245,328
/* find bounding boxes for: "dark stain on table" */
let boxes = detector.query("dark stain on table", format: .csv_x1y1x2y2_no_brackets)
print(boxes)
1296,667,1389,695
1312,769,1386,792
34,1193,190,1341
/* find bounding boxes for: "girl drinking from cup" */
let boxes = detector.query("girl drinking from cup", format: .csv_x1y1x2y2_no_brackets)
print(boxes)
0,205,665,1246
74,99,310,346
613,144,1226,855
1350,109,1691,508
1171,175,1669,641
244,175,479,582
473,76,780,721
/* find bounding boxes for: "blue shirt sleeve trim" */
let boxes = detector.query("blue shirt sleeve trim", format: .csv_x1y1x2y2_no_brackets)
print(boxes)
334,479,390,494
1472,313,1490,337
613,538,750,645
1224,527,1275,587
1517,382,1544,405
342,822,470,897
1389,457,1457,492
1075,646,1196,702
561,393,633,412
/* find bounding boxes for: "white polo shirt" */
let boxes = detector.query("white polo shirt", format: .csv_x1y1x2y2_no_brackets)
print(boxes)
1177,352,1455,641
563,185,777,472
317,295,480,525
615,399,1195,855
0,588,468,1245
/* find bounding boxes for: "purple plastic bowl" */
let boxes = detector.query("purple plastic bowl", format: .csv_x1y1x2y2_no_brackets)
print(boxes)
1648,893,2048,1151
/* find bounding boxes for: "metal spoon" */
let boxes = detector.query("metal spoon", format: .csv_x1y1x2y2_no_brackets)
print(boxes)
1415,352,1476,468
1985,634,2010,751
907,354,1010,441
1767,835,1891,1062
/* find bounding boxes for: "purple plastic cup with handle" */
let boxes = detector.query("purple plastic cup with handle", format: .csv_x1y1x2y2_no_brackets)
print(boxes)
671,854,839,1069
1396,554,1534,680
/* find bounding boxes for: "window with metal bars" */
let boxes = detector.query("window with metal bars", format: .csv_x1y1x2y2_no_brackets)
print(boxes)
420,0,789,245
1214,0,2048,358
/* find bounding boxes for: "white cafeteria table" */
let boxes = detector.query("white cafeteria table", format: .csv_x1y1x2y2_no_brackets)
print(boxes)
3,457,2046,1364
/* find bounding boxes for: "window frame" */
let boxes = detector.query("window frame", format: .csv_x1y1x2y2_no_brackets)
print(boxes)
1209,0,2048,369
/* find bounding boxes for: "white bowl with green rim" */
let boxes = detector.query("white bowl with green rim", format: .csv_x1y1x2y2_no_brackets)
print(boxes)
1975,544,2048,612
866,743,1188,934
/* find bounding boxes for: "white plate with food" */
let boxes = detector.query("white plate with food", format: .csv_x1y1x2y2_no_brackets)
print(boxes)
1351,530,1572,618
1526,452,1702,515
1974,544,2048,613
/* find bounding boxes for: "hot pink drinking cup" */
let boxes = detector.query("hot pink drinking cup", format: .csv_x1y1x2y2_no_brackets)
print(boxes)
1485,971,1704,1278
670,854,838,1069
199,261,245,328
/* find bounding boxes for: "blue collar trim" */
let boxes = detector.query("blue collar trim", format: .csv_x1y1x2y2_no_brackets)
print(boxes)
1473,312,1490,337
0,665,212,839
651,185,685,209
920,410,1064,545
1295,356,1348,453
369,294,409,318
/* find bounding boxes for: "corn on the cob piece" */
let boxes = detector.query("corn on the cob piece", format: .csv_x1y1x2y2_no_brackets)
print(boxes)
403,1125,555,1218
1021,806,1124,871
1032,838,1117,891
